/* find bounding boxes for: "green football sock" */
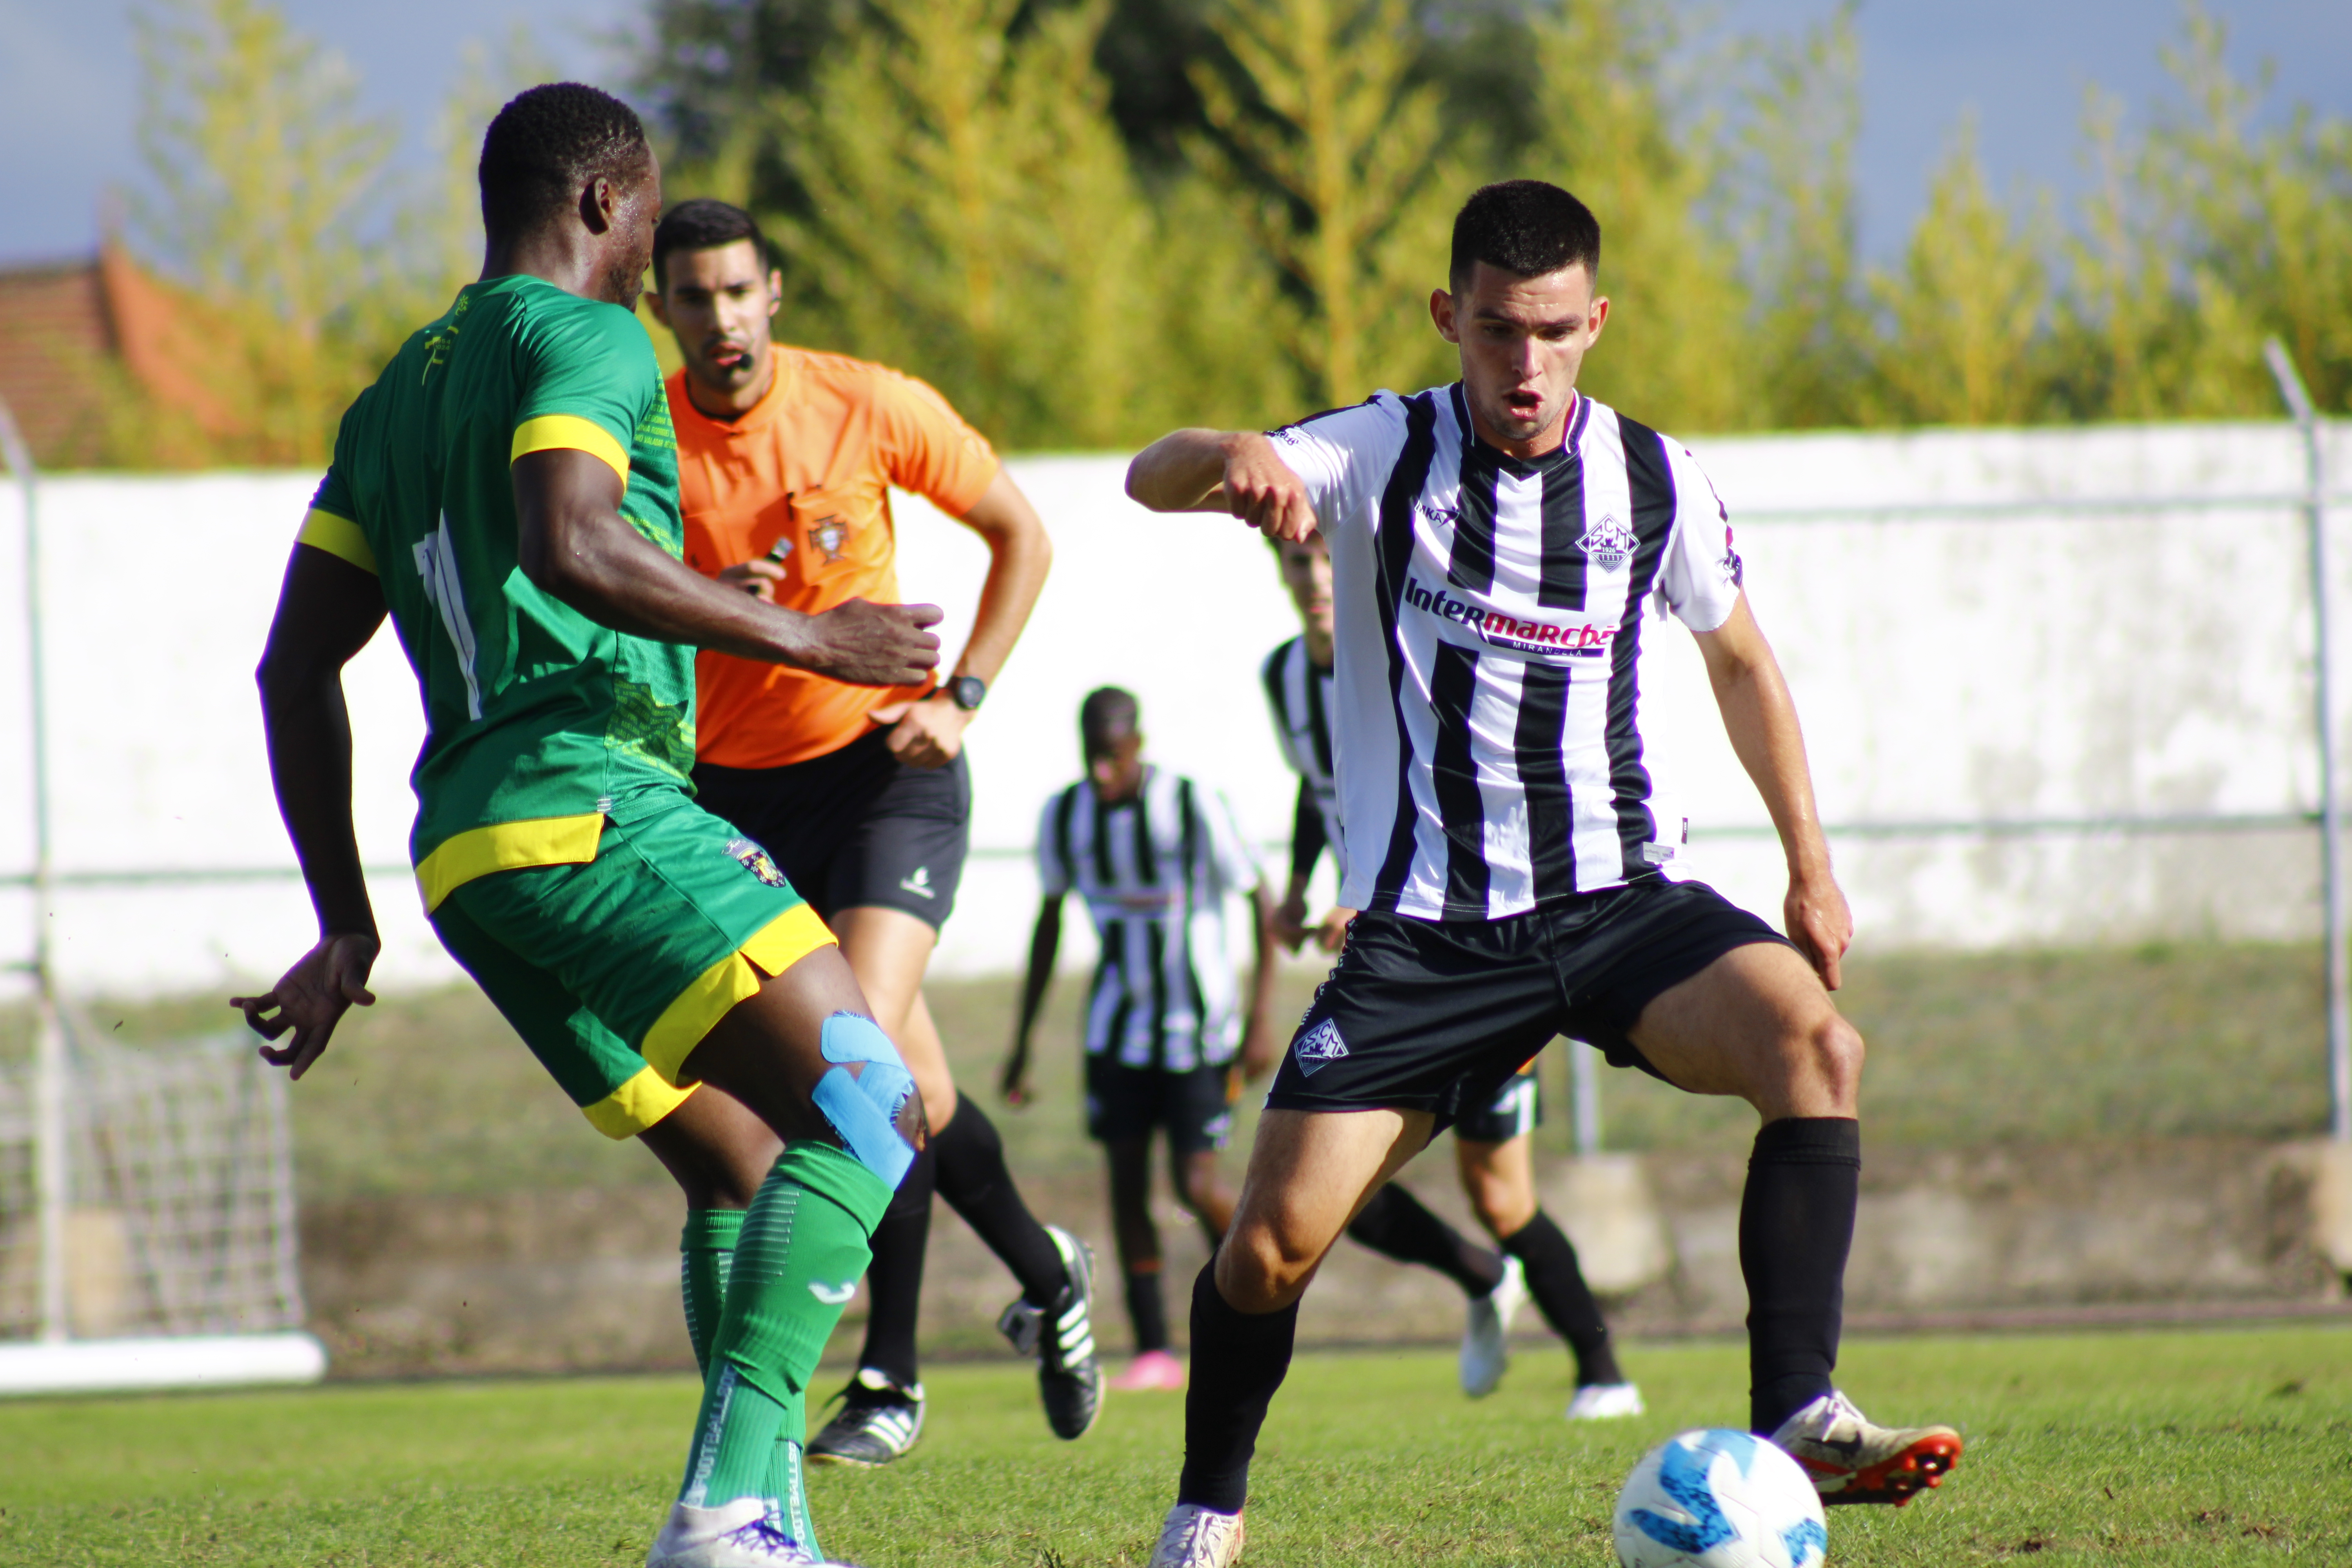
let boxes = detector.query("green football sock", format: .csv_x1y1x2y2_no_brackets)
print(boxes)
678,1142,892,1524
680,1208,745,1378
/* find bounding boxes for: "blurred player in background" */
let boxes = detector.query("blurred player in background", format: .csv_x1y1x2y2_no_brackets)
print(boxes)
1002,688,1279,1392
644,198,1099,1468
1264,530,1640,1417
1125,180,1961,1566
235,85,941,1568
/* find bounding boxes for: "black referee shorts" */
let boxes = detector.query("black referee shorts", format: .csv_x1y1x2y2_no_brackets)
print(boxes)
1265,878,1790,1134
692,726,971,929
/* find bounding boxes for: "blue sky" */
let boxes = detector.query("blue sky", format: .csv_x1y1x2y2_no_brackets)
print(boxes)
2,0,2347,270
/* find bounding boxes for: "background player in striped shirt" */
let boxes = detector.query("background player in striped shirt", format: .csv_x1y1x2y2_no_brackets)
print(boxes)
644,198,1098,1468
1126,180,1961,1566
1002,688,1279,1391
1265,530,1641,1418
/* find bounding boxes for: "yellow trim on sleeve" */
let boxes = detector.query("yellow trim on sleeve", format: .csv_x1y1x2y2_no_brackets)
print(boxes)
582,1066,698,1140
639,903,838,1086
296,508,377,574
511,414,630,485
414,812,606,913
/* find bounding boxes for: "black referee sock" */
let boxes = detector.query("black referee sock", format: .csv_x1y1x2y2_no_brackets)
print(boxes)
1176,1262,1299,1515
1125,1264,1170,1353
931,1101,1068,1307
854,1139,935,1390
1499,1209,1622,1387
1345,1183,1506,1299
1741,1116,1860,1435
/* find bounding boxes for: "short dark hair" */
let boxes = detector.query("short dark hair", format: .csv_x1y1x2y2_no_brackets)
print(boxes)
1080,686,1140,755
653,199,773,290
1449,180,1601,292
478,83,650,242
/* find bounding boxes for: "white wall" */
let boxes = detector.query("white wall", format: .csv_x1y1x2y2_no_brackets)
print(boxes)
0,418,2346,999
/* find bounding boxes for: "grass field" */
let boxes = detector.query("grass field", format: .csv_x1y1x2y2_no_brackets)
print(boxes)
4,1324,2349,1566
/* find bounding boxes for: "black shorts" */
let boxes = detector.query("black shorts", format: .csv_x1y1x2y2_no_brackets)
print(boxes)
1267,878,1789,1134
691,727,971,929
1085,1054,1240,1154
1454,1062,1541,1145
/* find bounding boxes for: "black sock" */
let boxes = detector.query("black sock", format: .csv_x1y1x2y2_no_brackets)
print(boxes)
1500,1209,1622,1387
1741,1116,1860,1434
932,1100,1067,1306
1176,1262,1299,1514
1125,1265,1170,1353
856,1138,935,1389
1345,1183,1505,1298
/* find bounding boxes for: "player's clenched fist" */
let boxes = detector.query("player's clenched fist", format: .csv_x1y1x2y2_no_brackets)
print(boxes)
797,596,944,686
1124,426,1319,542
1217,433,1319,543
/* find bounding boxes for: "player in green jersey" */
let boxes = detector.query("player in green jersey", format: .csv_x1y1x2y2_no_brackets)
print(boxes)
231,84,943,1568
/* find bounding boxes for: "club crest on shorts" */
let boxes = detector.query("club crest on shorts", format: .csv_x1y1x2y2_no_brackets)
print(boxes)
1293,1017,1349,1076
724,836,789,888
1579,511,1637,572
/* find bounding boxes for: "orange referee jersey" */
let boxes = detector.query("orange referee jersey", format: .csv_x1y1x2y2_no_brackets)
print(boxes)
670,348,1000,769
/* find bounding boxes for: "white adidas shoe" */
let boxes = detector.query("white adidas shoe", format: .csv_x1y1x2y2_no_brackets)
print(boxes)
1459,1255,1527,1398
1564,1381,1646,1421
645,1499,856,1568
1147,1502,1246,1568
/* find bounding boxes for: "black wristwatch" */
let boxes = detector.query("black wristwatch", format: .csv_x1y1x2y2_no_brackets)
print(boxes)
947,674,988,711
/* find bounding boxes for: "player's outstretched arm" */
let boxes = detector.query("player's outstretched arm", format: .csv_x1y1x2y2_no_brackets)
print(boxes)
232,546,390,1078
513,448,942,685
1002,895,1062,1107
1126,429,1319,542
1690,593,1852,990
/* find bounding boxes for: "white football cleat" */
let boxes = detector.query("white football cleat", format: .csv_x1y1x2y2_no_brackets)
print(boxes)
646,1499,856,1568
1147,1502,1246,1568
1459,1254,1526,1398
1564,1381,1645,1421
1769,1388,1963,1506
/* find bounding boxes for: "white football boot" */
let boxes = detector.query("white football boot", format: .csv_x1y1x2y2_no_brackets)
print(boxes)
1769,1389,1963,1506
1564,1381,1646,1421
645,1499,857,1568
1458,1255,1527,1397
1146,1502,1246,1568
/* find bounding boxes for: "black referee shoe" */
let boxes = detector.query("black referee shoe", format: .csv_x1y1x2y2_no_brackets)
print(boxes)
806,1367,924,1467
995,1224,1103,1441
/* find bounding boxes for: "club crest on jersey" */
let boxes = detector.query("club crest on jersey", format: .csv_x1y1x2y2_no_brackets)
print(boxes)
1579,511,1637,572
1293,1017,1349,1076
725,836,790,888
808,514,851,563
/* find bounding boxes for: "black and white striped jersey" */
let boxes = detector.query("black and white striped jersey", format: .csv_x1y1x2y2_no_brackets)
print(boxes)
1269,384,1740,921
1260,635,1345,883
1035,766,1261,1070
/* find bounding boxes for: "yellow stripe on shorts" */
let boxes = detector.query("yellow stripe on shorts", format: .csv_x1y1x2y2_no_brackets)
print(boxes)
582,1064,698,1140
511,414,629,486
414,812,606,913
640,904,838,1087
296,508,377,574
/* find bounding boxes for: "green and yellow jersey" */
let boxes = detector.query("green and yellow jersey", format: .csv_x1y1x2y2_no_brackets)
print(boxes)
298,274,691,913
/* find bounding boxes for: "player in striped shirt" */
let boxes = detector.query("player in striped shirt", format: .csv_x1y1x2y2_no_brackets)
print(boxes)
1002,688,1279,1391
1265,529,1640,1417
1125,181,1960,1566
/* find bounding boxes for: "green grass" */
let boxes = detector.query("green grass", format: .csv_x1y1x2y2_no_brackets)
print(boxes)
4,1325,2350,1564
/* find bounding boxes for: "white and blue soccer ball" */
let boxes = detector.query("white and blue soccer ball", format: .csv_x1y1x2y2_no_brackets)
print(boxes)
1612,1428,1828,1568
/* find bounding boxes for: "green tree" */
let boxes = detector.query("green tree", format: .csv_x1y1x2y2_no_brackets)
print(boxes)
1866,120,2053,426
129,0,396,465
1189,0,1463,407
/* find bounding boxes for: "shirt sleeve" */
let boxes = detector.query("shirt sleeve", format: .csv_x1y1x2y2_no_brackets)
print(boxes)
296,466,376,573
1259,646,1306,776
510,301,662,486
1198,786,1262,895
1264,392,1409,540
1035,790,1073,898
1288,779,1327,884
871,366,1000,517
1654,442,1744,633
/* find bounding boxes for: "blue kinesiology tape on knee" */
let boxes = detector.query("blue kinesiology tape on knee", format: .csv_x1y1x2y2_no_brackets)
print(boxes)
812,1011,918,1189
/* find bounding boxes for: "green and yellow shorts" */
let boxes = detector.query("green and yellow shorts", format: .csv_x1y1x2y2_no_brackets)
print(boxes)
423,792,836,1139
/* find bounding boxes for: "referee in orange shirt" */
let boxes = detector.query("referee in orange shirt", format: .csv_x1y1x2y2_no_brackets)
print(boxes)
646,198,1096,1465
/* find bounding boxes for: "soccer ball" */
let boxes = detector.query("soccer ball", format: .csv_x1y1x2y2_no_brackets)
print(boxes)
1612,1429,1828,1568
